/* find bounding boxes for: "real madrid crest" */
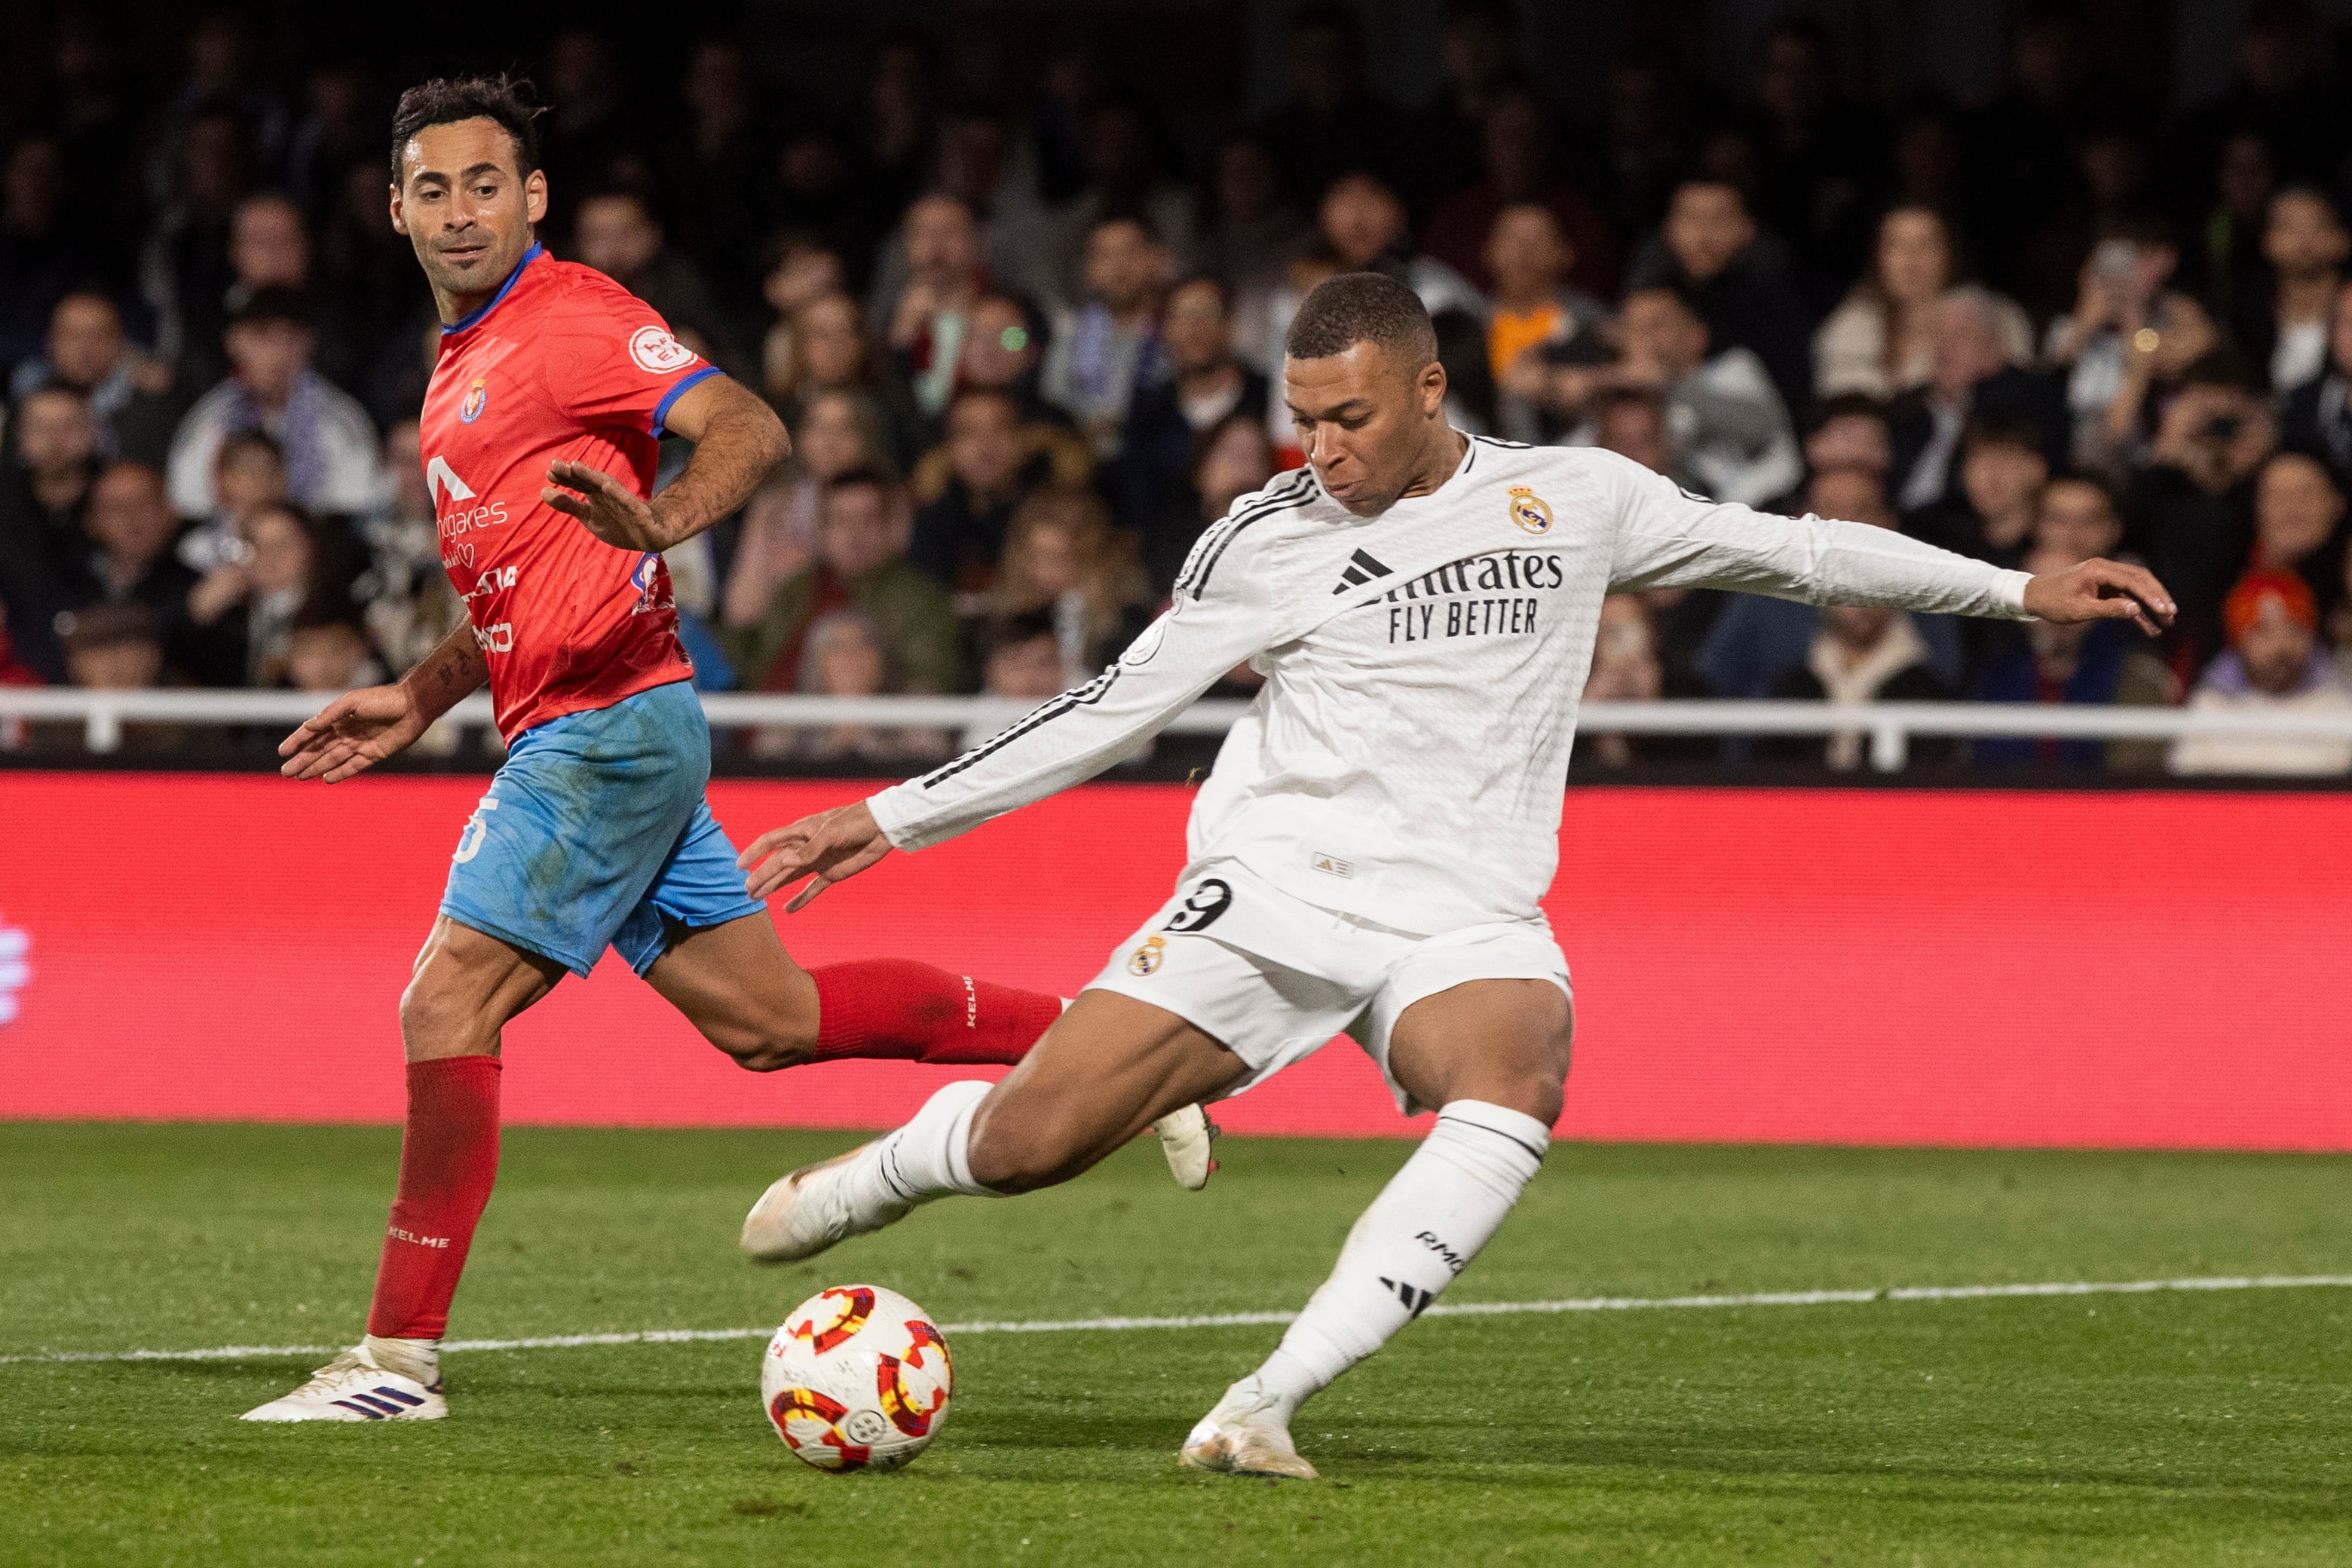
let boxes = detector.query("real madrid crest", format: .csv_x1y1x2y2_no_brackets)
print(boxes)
1506,484,1553,535
459,376,488,424
1126,934,1167,975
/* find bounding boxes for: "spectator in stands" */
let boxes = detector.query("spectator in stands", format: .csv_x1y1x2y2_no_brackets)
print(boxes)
1486,204,1609,444
183,498,343,688
1118,274,1269,533
729,468,960,699
978,608,1070,701
1889,286,2069,510
756,236,847,406
357,420,463,679
60,600,163,691
1906,415,2048,570
178,428,288,574
884,194,988,420
1312,170,1484,326
1195,134,1311,371
165,289,380,525
985,487,1153,684
2045,220,2200,459
1813,205,2032,400
2242,186,2347,394
1769,598,1954,770
283,605,383,693
1973,543,2177,771
2247,449,2347,617
62,461,196,643
909,386,1083,591
722,387,898,632
2129,353,2278,667
1144,409,1275,593
0,135,88,382
573,188,747,379
1034,101,1198,311
1591,387,1671,476
2078,284,2224,478
1422,84,1621,302
0,383,97,580
1579,595,1663,769
2281,280,2352,484
1702,465,1964,701
954,293,1049,409
9,292,179,465
1041,216,1169,461
765,608,949,765
1800,394,1894,483
2033,472,2128,563
1626,177,1814,415
1590,283,1799,507
2169,571,2352,776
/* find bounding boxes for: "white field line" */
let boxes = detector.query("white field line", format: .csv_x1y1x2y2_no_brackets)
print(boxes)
8,1272,2352,1368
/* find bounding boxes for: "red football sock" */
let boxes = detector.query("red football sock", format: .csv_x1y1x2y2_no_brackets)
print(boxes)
366,1055,502,1343
812,960,1063,1066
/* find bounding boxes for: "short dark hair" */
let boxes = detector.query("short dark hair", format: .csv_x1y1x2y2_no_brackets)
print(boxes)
1803,391,1889,437
979,610,1058,660
390,75,544,186
231,286,313,331
1284,271,1438,368
1960,412,2045,458
825,465,898,499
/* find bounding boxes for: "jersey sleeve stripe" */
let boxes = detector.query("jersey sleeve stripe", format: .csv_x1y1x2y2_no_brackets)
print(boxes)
1186,495,1313,598
650,366,723,436
1174,470,1317,598
914,664,1124,788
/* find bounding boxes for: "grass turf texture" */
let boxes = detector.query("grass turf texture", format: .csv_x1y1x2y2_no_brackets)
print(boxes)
5,1126,2352,1566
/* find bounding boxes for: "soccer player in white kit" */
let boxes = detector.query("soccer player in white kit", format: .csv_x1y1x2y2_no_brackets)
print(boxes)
733,274,2176,1478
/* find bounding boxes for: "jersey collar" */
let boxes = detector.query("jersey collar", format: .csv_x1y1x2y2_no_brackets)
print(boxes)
441,242,543,335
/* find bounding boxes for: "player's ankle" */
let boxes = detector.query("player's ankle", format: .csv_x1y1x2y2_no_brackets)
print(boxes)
364,1333,442,1386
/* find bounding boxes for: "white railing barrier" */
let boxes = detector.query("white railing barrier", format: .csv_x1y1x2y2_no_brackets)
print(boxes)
2,690,2350,772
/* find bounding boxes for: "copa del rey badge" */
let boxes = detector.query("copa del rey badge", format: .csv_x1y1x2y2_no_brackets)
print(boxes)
1507,485,1554,535
629,326,697,374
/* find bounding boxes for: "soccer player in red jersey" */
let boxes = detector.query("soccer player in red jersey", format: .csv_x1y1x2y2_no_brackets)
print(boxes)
245,78,1210,1423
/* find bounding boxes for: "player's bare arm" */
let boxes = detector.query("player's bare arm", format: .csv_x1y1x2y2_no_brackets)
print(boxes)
277,620,488,783
542,375,789,552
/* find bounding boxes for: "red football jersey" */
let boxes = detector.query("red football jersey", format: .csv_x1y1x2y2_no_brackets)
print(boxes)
419,243,715,737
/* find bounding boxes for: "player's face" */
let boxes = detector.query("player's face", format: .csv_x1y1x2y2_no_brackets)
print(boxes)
391,119,548,311
1284,341,1447,516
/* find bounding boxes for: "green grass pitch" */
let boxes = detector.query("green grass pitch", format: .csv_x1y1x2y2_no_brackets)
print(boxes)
5,1123,2352,1565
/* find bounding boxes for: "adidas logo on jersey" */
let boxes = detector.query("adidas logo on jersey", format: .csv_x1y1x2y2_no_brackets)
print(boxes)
1331,547,1394,594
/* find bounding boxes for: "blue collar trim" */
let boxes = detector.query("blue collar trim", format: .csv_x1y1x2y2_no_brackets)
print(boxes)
442,243,542,335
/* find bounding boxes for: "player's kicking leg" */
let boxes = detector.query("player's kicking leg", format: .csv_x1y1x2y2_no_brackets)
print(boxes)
739,988,1245,1261
1181,979,1570,1478
243,917,563,1421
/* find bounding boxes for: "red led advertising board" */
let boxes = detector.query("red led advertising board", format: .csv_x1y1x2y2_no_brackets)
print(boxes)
2,773,2345,1147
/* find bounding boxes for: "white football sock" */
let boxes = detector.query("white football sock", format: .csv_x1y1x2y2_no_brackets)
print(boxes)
1247,1099,1549,1414
363,1333,439,1386
870,1079,998,1205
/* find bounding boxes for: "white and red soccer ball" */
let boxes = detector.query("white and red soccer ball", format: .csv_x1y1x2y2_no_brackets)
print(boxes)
762,1285,952,1472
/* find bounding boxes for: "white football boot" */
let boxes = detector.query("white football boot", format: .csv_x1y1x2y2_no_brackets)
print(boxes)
1152,1104,1219,1191
240,1343,446,1423
1180,1374,1318,1479
740,1142,914,1263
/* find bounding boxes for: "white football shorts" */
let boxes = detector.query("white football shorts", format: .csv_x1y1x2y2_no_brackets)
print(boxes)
1083,859,1573,1115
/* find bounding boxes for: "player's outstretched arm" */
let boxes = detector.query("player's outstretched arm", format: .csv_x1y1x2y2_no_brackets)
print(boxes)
277,620,488,782
2019,556,2176,635
544,375,789,553
740,801,891,910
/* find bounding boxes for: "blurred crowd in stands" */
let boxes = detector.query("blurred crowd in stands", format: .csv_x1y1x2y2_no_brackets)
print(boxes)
3,2,2350,776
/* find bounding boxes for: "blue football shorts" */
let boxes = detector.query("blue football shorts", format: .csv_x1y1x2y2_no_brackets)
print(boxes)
439,678,767,977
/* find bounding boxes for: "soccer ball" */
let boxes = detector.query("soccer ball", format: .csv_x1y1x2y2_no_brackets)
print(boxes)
761,1285,953,1472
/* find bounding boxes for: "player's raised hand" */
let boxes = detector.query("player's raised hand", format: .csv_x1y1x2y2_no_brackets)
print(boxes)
544,461,662,550
740,801,893,911
277,683,430,782
2020,557,2177,638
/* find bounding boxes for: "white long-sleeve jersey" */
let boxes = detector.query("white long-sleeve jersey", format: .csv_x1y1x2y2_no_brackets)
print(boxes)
868,438,2030,934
